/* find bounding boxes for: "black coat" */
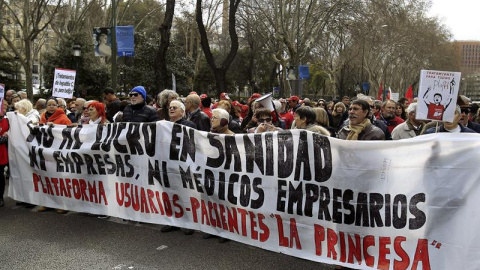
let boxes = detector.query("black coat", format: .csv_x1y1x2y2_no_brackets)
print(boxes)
188,109,211,132
122,104,159,123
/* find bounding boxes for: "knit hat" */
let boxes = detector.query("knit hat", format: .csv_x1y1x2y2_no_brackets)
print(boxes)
130,86,147,101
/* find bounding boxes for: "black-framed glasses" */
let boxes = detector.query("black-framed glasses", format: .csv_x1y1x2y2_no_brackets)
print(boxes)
258,117,272,123
129,93,139,97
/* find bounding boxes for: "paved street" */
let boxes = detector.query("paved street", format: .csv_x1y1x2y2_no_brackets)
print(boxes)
0,190,335,270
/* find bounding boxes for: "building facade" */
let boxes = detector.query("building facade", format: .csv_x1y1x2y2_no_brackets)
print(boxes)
455,41,480,101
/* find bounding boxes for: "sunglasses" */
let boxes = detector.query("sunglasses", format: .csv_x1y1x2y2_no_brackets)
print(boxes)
258,117,272,123
461,108,471,114
169,106,178,110
129,93,139,97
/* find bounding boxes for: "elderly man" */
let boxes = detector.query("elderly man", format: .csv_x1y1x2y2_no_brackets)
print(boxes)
337,100,385,140
122,86,159,122
377,99,404,134
75,98,86,123
391,103,425,139
185,94,211,132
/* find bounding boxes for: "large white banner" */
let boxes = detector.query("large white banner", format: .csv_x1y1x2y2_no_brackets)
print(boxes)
7,113,480,270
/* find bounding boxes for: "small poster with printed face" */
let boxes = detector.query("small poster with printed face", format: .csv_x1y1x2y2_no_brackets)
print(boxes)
0,84,5,114
417,70,461,123
52,68,76,99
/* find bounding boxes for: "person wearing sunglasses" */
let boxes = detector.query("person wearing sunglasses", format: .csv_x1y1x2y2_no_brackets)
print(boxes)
459,105,480,133
167,100,196,129
121,86,159,123
248,108,282,133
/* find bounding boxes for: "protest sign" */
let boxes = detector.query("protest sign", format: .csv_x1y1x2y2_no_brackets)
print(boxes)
52,68,76,98
7,113,480,270
0,84,4,113
417,70,461,122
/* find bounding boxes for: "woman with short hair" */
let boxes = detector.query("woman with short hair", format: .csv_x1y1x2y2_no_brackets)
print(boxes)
14,99,40,124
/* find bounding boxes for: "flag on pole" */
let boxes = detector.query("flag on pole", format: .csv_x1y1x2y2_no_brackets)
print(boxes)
387,87,392,100
405,85,413,102
377,82,383,101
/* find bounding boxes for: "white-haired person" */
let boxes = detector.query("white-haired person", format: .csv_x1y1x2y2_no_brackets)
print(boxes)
14,99,40,124
168,100,196,129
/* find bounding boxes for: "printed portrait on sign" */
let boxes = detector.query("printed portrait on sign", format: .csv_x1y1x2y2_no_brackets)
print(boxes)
93,27,112,57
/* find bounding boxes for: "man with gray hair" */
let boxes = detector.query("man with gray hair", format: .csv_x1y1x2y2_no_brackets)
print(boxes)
391,103,425,140
424,105,476,134
185,94,210,132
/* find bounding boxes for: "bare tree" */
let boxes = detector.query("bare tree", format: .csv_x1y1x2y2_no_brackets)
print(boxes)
154,0,175,92
196,0,241,95
0,0,63,101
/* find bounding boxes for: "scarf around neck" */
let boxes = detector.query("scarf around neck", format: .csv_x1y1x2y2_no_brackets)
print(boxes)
347,118,371,140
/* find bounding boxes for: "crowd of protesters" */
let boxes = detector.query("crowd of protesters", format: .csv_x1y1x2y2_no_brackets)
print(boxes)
1,86,479,253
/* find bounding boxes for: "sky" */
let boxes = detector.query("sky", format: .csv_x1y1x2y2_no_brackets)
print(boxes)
428,0,480,41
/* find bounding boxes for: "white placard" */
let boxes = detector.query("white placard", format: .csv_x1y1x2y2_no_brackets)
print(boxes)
417,70,461,122
390,93,399,101
52,68,76,98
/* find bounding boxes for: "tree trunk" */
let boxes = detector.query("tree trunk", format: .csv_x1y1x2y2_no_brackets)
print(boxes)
196,0,240,96
155,0,175,92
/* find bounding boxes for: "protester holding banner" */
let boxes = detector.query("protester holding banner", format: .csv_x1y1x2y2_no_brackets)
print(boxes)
39,97,72,126
122,86,159,123
14,99,40,124
167,100,196,129
337,99,385,140
210,108,234,135
87,101,108,125
0,99,8,207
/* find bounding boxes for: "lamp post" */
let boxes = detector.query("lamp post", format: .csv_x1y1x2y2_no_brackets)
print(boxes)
14,56,19,90
73,44,81,97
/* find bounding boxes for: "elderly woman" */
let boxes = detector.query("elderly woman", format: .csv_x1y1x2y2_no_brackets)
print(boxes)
294,106,330,136
14,99,40,124
87,101,108,124
38,97,71,213
39,97,72,126
157,89,179,120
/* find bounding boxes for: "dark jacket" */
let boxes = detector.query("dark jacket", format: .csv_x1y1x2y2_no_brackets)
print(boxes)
424,124,476,134
174,118,197,129
187,108,211,132
122,103,159,123
106,99,122,123
467,121,480,133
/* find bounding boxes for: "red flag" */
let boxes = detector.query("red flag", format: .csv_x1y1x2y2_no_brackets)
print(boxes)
377,82,383,101
387,87,392,100
405,85,413,102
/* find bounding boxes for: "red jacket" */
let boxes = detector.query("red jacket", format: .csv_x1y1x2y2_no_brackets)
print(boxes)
40,109,72,125
0,117,9,165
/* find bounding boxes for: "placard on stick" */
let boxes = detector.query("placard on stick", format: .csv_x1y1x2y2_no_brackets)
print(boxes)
417,70,461,123
52,68,76,99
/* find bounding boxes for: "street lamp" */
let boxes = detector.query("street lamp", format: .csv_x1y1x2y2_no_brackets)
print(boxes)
73,44,81,97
